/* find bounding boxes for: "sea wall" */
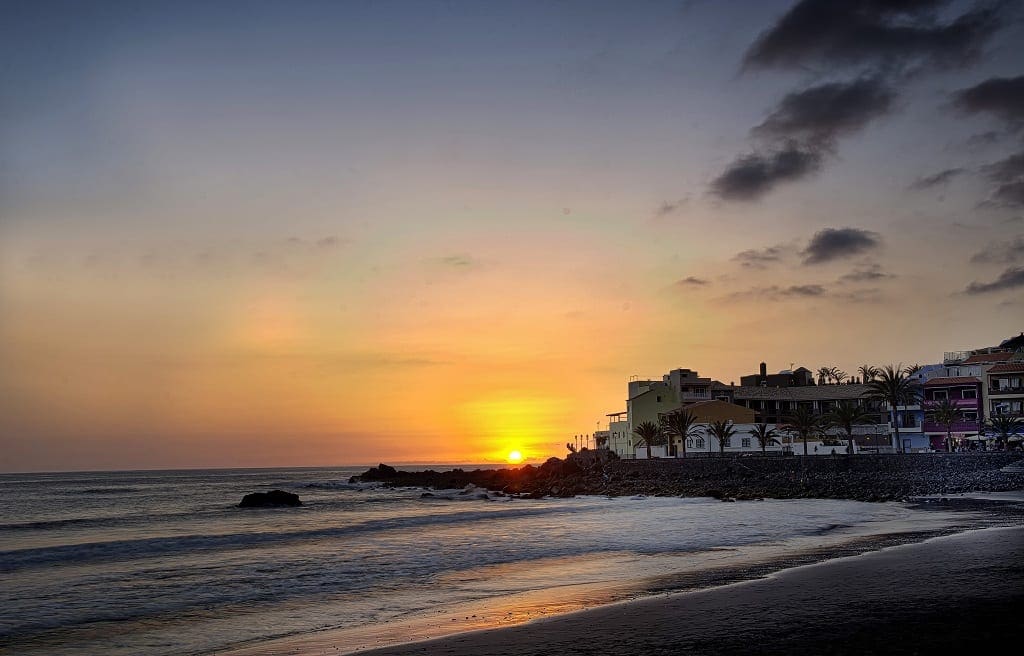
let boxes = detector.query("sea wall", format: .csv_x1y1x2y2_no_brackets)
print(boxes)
353,453,1024,502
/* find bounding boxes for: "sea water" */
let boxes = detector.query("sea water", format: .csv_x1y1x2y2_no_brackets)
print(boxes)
1,467,923,655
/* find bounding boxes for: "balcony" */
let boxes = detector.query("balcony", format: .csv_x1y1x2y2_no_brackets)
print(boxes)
923,398,979,408
922,420,980,433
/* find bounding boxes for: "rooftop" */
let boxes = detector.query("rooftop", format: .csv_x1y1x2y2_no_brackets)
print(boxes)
962,352,1016,365
925,376,982,386
988,363,1024,374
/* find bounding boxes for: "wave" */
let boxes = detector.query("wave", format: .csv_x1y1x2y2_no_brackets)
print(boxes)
77,487,142,494
0,504,570,573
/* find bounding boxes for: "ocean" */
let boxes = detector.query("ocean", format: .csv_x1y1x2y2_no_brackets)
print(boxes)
0,467,939,656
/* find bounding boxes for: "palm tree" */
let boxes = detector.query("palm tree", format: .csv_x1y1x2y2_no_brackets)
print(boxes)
706,420,738,456
983,415,1023,451
864,364,922,454
827,401,873,454
816,367,832,385
831,369,848,385
782,406,823,456
661,409,700,458
858,365,879,383
633,420,663,459
749,423,780,454
926,397,961,453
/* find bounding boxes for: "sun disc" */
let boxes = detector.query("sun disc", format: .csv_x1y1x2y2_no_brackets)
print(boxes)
507,450,523,464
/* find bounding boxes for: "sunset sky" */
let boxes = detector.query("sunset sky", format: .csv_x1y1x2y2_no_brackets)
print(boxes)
2,0,1023,472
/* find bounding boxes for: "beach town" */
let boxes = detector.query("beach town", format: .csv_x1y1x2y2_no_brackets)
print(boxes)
586,332,1024,459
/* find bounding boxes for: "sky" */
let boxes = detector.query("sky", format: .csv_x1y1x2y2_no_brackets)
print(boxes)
2,0,1023,472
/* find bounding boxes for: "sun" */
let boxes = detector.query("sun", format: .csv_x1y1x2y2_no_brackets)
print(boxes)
507,450,524,464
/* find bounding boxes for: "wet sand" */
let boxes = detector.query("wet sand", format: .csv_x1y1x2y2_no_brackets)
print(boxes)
359,525,1024,656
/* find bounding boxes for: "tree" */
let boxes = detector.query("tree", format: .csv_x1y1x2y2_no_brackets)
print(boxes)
817,367,832,385
748,423,780,454
633,420,663,459
859,365,879,383
983,415,1023,451
661,409,700,458
864,364,922,454
782,406,824,456
926,397,961,453
827,401,873,454
706,420,738,455
831,369,848,385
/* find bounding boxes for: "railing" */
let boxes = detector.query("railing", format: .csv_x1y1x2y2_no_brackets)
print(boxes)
923,398,980,408
922,420,980,433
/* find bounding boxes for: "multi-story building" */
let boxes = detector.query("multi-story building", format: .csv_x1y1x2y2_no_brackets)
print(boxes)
987,363,1024,419
921,376,983,449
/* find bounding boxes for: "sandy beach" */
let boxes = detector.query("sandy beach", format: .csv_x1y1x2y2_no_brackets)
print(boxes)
353,525,1023,656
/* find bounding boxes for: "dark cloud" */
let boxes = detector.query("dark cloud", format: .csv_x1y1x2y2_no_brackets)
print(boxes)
993,180,1024,206
953,75,1024,128
909,168,965,190
743,0,1005,72
733,245,787,268
971,236,1024,264
676,276,709,286
754,79,895,146
840,262,893,282
713,1,1007,202
802,227,881,265
727,284,827,301
712,145,822,201
984,151,1024,183
963,265,1024,294
783,284,827,297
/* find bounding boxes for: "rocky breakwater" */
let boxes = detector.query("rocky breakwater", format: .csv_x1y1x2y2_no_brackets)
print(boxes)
351,453,1024,502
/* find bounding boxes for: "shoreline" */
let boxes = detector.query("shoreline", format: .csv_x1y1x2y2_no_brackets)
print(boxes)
356,523,1024,656
217,495,1024,656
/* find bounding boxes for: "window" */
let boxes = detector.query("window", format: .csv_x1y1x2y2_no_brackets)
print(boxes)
932,390,947,400
741,437,751,448
963,411,978,421
696,437,705,448
656,395,662,402
686,438,693,448
961,388,976,399
722,436,730,447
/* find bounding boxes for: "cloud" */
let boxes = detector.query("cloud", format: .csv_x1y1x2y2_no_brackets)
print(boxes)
712,144,822,201
655,200,687,217
993,180,1024,206
984,151,1024,182
909,168,965,190
712,1,1007,202
971,236,1024,264
802,227,881,265
754,78,896,146
733,244,787,268
783,284,827,297
964,266,1024,294
743,0,1005,73
676,276,709,286
952,75,1024,128
438,254,476,268
840,262,893,282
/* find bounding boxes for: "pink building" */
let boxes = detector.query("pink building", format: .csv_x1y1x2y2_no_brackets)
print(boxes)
922,376,983,450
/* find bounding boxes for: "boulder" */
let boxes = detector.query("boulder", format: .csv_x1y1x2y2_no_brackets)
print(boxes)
238,490,302,508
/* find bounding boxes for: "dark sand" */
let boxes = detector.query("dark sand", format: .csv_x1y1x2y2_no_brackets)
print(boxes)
361,525,1024,656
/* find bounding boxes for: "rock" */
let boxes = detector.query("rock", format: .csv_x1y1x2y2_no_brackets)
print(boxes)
238,490,302,508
